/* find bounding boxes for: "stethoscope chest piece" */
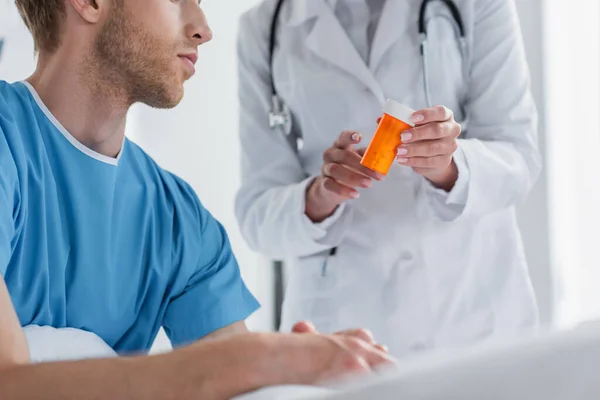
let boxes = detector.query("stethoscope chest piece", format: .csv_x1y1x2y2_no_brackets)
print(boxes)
268,95,293,137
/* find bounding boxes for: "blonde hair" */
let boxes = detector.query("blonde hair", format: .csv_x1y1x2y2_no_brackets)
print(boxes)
15,0,66,53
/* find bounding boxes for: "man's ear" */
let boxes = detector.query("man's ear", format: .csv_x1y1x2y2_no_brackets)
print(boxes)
68,0,109,24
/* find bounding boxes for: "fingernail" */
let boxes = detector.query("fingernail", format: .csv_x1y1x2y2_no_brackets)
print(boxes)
361,179,372,188
401,132,412,142
412,113,425,123
351,133,361,141
350,191,360,199
397,158,408,164
397,148,408,156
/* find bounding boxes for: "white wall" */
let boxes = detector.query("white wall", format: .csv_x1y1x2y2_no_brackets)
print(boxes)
543,0,600,327
0,0,36,80
514,0,555,325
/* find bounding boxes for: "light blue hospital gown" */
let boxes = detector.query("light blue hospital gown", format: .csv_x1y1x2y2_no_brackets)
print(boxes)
0,80,259,353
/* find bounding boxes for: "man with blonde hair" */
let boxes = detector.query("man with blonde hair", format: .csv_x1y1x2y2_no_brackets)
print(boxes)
0,0,391,398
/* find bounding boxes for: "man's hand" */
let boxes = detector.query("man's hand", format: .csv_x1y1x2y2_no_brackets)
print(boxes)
305,131,384,223
292,321,389,354
256,330,394,386
395,105,461,192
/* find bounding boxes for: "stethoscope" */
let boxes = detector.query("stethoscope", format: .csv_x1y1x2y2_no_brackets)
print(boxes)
268,0,469,153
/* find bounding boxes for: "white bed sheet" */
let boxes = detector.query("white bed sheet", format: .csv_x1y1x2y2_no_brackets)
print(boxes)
322,321,600,400
236,322,600,400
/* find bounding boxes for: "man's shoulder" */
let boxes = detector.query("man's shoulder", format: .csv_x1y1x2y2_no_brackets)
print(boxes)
0,81,34,137
0,80,23,120
0,81,27,184
0,80,28,106
124,140,207,220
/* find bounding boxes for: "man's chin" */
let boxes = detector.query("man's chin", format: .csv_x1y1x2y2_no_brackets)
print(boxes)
141,87,184,110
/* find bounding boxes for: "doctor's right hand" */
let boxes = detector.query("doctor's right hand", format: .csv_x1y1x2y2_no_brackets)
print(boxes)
305,131,384,223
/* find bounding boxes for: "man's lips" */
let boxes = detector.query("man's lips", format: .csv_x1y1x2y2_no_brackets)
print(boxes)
179,53,198,65
178,53,198,75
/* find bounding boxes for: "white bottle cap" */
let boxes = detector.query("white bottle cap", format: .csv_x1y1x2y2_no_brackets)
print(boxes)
383,99,416,126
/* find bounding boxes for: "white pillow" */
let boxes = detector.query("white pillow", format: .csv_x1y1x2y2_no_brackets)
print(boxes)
23,325,117,363
233,386,334,400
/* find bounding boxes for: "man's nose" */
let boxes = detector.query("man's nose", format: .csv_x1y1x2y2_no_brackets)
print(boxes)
186,6,212,46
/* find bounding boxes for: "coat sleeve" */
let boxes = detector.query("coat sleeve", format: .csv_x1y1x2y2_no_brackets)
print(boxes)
421,0,541,221
234,10,354,259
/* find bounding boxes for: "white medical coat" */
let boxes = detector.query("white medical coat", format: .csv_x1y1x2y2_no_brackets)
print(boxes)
235,0,541,358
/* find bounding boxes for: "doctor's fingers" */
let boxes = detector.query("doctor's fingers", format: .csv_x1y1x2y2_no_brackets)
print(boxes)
323,163,373,189
412,105,454,125
398,138,458,158
398,155,453,169
323,148,384,180
333,131,362,149
321,177,360,200
401,120,461,144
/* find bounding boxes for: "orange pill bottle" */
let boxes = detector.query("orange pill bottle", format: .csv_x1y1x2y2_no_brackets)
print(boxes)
361,99,415,175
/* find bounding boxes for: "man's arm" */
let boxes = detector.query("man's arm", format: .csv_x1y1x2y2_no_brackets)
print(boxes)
0,320,392,399
203,321,248,340
0,335,258,400
0,279,28,368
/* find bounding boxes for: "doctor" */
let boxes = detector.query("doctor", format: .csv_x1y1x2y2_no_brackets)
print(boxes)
236,0,541,358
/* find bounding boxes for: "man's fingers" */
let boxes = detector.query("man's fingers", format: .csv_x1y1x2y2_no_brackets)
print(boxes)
333,131,362,150
335,329,376,345
412,105,453,125
323,163,373,189
356,147,368,157
400,121,460,144
397,138,458,158
362,347,395,369
292,321,318,334
344,337,395,369
375,344,389,353
324,148,384,180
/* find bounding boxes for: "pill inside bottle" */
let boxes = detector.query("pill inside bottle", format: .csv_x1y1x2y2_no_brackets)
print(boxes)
361,99,415,175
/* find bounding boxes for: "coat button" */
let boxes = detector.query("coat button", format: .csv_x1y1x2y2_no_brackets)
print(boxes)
410,342,427,352
400,251,414,262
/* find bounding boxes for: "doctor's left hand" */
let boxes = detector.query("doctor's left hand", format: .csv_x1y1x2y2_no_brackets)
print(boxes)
395,105,461,192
